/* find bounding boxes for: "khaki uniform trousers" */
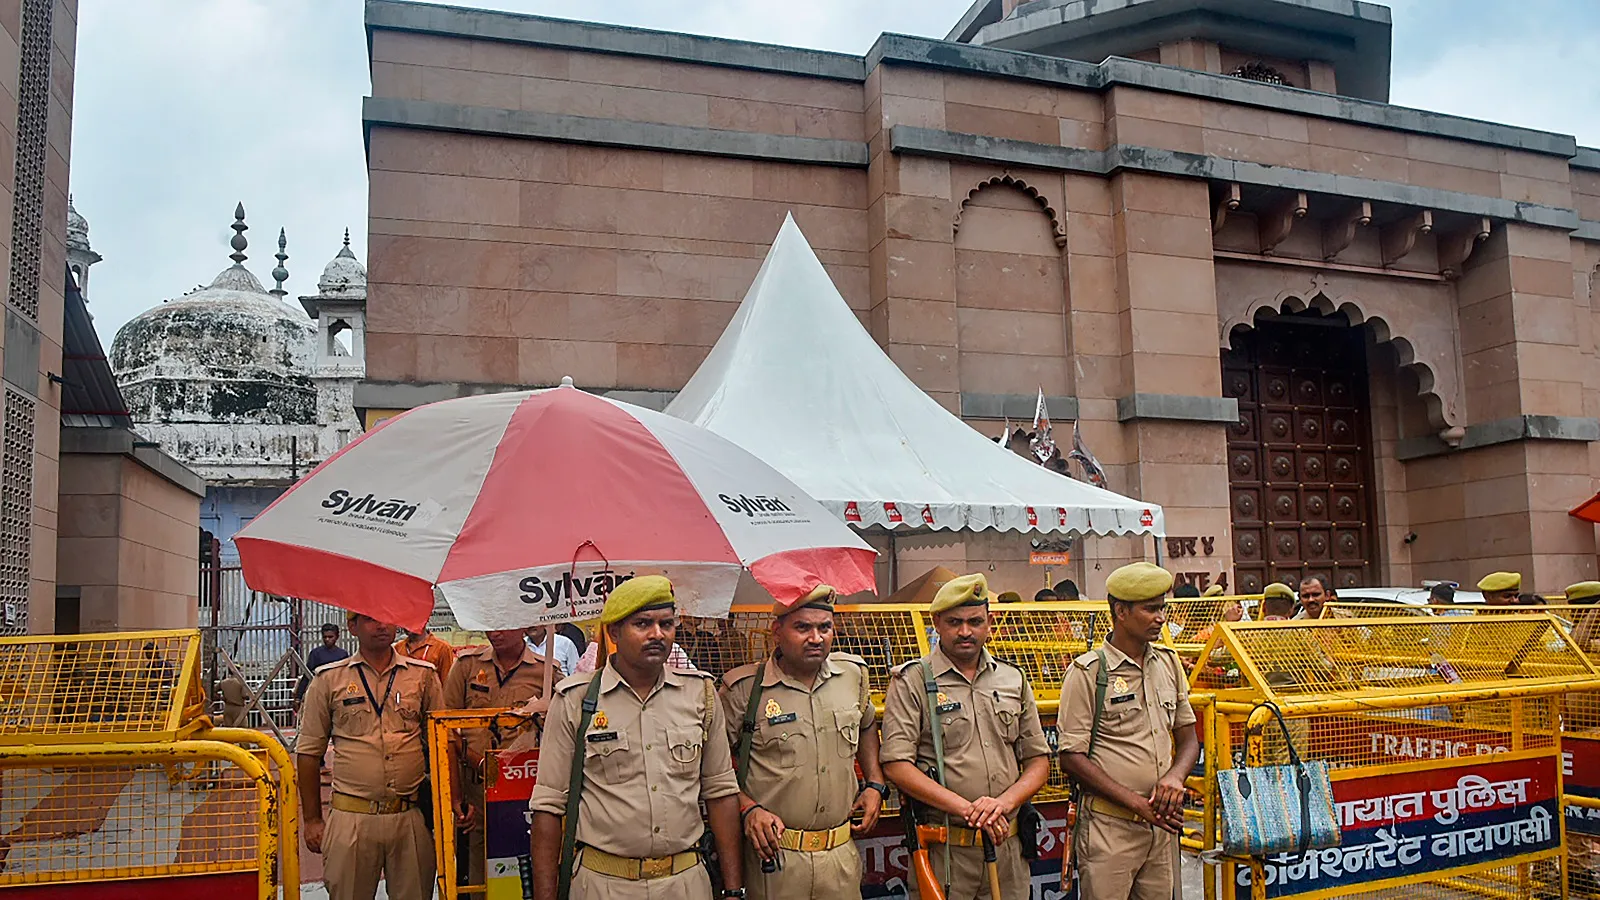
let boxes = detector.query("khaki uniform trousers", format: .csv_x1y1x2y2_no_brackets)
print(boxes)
907,837,1029,900
323,806,436,900
570,856,713,900
744,841,862,900
1073,808,1177,900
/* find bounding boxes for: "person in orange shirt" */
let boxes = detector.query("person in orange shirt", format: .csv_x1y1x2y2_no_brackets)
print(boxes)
394,623,456,684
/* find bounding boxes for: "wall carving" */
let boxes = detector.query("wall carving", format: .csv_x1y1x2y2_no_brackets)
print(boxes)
1216,262,1464,435
953,174,1067,248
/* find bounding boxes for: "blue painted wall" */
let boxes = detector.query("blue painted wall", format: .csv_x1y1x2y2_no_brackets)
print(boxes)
200,485,289,564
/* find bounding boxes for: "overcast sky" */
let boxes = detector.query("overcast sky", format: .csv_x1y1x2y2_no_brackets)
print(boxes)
71,0,1600,348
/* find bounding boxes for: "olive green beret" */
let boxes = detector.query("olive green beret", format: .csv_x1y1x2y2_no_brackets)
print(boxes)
1105,562,1173,603
1477,572,1521,592
1565,581,1600,602
931,573,993,614
1202,584,1225,598
600,575,675,625
777,584,836,616
996,590,1022,604
1262,583,1295,601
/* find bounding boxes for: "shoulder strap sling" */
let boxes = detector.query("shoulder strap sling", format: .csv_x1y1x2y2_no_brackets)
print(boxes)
1088,647,1109,760
556,675,604,900
916,659,952,895
736,663,769,788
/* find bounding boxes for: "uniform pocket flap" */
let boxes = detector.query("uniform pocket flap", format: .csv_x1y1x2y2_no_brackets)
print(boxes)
667,725,704,762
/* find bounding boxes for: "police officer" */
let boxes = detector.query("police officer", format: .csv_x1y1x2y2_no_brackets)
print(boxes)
529,576,746,900
296,612,447,900
1058,562,1199,900
1478,571,1523,607
720,585,886,900
444,627,548,886
880,573,1051,900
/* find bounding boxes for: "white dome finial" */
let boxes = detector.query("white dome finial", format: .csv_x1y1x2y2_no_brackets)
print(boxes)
560,376,575,387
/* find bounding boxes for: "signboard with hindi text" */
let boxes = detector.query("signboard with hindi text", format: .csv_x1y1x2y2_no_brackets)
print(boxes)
484,749,540,899
1566,735,1600,837
1237,753,1561,898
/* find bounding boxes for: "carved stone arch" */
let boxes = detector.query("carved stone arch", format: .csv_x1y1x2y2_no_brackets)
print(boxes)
953,174,1067,248
1220,274,1464,432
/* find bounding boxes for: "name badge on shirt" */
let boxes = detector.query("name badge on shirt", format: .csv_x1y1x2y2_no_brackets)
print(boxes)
1110,693,1136,705
341,696,366,707
935,701,962,714
766,712,797,725
586,731,619,743
469,682,491,693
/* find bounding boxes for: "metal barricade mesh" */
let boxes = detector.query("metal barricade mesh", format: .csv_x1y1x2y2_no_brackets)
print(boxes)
1165,597,1262,653
988,603,1111,705
1326,602,1434,619
0,758,260,886
1197,616,1594,701
0,631,200,742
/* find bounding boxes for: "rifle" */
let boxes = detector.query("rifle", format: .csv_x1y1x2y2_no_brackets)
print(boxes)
899,800,947,900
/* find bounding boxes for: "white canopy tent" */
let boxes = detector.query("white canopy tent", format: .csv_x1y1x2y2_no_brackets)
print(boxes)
667,214,1165,547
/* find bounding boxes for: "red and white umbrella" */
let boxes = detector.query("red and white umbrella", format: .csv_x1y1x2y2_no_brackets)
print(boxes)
236,384,877,632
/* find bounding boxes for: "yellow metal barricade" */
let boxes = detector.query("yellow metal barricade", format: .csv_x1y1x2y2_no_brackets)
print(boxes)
0,630,297,899
428,707,542,900
1191,615,1600,900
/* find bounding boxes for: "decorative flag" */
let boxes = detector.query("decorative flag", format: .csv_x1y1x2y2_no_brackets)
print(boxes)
1029,389,1056,464
1067,421,1109,489
920,505,935,526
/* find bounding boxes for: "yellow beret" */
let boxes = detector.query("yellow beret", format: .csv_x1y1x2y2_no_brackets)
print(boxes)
1105,562,1173,603
1565,581,1600,602
1476,571,1521,592
1262,583,1295,601
777,584,836,616
932,573,993,615
346,610,361,626
1202,584,1225,598
996,591,1022,604
600,575,675,625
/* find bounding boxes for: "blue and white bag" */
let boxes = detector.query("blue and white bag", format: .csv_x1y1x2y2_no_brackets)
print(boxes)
1215,703,1341,856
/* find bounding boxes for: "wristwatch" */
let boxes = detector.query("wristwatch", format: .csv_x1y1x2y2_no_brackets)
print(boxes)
722,889,748,899
862,781,888,798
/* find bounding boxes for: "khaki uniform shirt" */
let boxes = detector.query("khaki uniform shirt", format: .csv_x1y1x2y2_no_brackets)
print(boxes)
720,652,874,830
297,652,444,801
442,644,549,758
1058,642,1196,798
880,647,1050,802
530,661,740,858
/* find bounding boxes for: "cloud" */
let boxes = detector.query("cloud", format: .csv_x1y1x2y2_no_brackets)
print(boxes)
73,0,1600,351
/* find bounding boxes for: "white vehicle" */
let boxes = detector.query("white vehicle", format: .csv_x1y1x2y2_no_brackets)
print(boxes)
1332,584,1483,611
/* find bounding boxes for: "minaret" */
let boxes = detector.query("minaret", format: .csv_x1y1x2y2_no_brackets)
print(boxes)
66,196,102,299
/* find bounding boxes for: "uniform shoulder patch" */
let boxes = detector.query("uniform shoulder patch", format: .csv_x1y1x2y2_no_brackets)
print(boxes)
889,660,918,680
1150,643,1178,654
831,651,869,669
554,671,596,694
1072,650,1101,669
721,662,760,690
398,654,437,670
990,654,1022,672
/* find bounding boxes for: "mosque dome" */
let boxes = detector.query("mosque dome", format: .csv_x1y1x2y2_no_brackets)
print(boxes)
109,204,317,426
66,197,89,253
317,229,367,299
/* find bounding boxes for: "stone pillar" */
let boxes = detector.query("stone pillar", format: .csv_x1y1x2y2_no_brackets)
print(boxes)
1107,172,1235,591
867,65,960,413
1447,223,1598,587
